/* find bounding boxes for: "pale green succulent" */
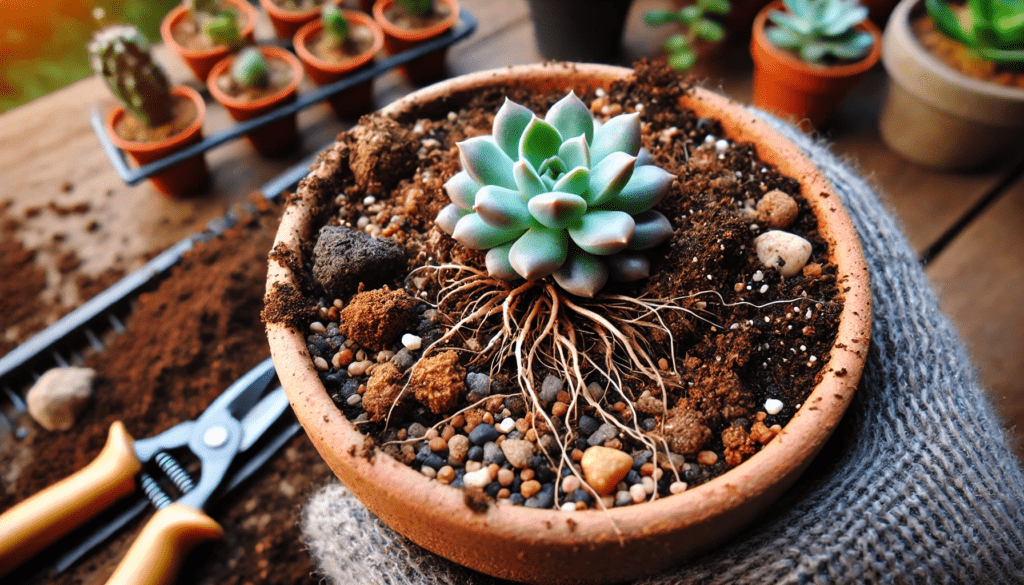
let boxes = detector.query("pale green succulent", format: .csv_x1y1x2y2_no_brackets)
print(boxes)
230,47,269,89
436,92,675,298
766,0,873,64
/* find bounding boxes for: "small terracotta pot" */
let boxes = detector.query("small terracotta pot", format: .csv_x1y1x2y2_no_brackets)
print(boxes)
160,0,259,82
750,0,882,129
259,0,323,40
266,63,872,585
105,85,209,197
878,0,1024,170
293,9,384,117
372,0,458,85
207,46,304,157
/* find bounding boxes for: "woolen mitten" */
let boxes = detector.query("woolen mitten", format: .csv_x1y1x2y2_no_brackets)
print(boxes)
299,110,1024,585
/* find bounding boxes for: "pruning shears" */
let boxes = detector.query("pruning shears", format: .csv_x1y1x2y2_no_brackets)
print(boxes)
0,357,291,585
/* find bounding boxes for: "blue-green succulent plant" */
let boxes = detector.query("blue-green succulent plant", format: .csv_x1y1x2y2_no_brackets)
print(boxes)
436,92,675,298
766,0,873,64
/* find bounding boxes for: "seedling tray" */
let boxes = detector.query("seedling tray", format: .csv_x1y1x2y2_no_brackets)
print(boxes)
90,8,477,186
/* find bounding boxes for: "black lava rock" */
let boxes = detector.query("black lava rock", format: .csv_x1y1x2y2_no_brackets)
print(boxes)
312,225,406,298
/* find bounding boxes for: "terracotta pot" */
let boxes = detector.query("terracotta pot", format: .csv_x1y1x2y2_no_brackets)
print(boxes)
372,0,458,85
259,0,326,39
526,0,634,63
160,0,259,82
266,63,872,584
207,46,304,157
294,9,384,117
750,0,882,129
878,0,1024,170
104,85,209,197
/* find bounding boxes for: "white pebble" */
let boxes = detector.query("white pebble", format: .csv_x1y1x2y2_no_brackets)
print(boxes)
595,87,606,97
447,111,458,121
754,230,812,278
421,466,437,479
346,394,361,406
669,481,688,494
715,139,729,153
498,417,516,434
764,398,784,415
641,476,656,494
463,467,492,489
753,270,764,282
629,483,647,504
309,321,326,334
402,333,422,350
362,195,376,205
560,502,577,512
759,284,769,293
704,134,716,145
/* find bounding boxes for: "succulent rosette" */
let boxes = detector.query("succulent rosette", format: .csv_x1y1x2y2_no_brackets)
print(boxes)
436,92,675,297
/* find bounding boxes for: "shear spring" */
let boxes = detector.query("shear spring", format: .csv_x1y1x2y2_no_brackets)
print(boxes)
154,452,195,494
138,473,172,510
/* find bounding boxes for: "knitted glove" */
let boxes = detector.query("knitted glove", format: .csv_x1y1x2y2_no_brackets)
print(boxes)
299,111,1024,585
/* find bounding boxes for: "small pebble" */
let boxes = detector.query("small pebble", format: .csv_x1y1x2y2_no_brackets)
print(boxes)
584,382,605,402
437,466,456,484
629,483,647,504
498,417,516,434
463,467,491,489
520,479,542,499
447,434,469,465
669,481,688,494
581,446,634,495
497,468,515,487
500,439,534,469
586,423,618,447
614,490,632,507
697,451,719,466
764,398,784,415
421,466,437,479
468,423,500,445
346,394,361,406
538,374,563,404
754,230,812,278
309,322,327,334
347,360,372,377
402,333,422,350
714,139,729,154
561,475,581,494
560,502,577,512
429,436,448,452
26,367,94,431
313,356,329,371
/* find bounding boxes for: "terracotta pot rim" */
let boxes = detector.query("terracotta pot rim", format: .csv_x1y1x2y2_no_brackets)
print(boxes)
160,0,259,59
206,46,304,111
293,9,384,73
104,85,206,153
267,63,871,583
372,0,459,41
882,0,1024,102
751,0,882,78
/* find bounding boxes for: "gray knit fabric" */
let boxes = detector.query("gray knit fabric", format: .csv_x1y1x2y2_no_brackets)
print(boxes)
299,110,1024,584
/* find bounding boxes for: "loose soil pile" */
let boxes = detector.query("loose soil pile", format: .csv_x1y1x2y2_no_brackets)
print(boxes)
264,60,843,510
1,195,331,585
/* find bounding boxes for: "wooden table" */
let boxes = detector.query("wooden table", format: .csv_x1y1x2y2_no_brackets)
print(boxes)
2,0,1022,464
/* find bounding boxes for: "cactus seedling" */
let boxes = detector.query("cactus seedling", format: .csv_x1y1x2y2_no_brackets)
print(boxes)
89,25,174,128
186,0,244,47
925,0,1024,66
645,0,732,71
436,92,675,298
322,4,351,45
230,47,270,89
766,0,874,64
396,0,434,16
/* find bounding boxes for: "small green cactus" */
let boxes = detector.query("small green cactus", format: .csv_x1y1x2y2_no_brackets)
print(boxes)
230,47,269,88
186,0,244,47
766,0,874,64
396,0,434,17
89,24,174,128
925,0,1024,67
645,0,732,71
436,92,675,298
322,4,351,45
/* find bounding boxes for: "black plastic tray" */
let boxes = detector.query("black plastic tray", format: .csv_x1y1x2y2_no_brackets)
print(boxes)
90,9,477,186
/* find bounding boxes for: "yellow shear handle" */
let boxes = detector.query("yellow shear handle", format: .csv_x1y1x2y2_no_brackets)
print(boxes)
104,503,223,585
0,421,142,577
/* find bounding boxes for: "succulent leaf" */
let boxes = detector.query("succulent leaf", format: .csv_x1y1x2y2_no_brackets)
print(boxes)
544,91,594,143
587,151,636,207
436,203,470,235
558,134,591,170
590,112,641,164
551,166,591,197
519,117,563,172
606,252,651,282
453,213,524,250
458,136,517,190
628,210,674,250
602,164,675,215
444,170,482,210
513,160,547,197
568,210,635,256
485,242,518,280
508,226,568,280
494,98,534,160
528,192,588,230
553,250,609,298
474,185,532,230
768,0,873,64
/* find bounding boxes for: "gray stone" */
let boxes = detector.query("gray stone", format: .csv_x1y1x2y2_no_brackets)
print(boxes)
482,441,506,466
466,372,490,403
390,348,417,371
26,367,94,431
313,226,406,298
586,422,619,447
538,374,563,405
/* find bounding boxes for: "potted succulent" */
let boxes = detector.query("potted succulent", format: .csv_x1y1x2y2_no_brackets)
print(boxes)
294,4,384,117
258,0,329,39
264,62,871,584
90,24,209,196
372,0,459,84
878,0,1024,170
750,0,882,129
645,0,733,71
160,0,258,81
526,0,636,63
207,46,305,157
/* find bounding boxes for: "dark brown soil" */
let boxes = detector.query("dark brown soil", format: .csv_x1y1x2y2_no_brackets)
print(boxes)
263,60,843,500
913,9,1024,89
0,214,48,357
113,94,198,143
1,194,331,584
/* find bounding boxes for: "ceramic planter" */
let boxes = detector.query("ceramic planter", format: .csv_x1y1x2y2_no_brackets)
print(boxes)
878,0,1024,170
526,0,634,62
293,9,384,117
104,85,209,197
750,0,882,129
266,63,872,584
160,0,259,82
207,46,304,157
259,0,325,40
372,0,459,85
